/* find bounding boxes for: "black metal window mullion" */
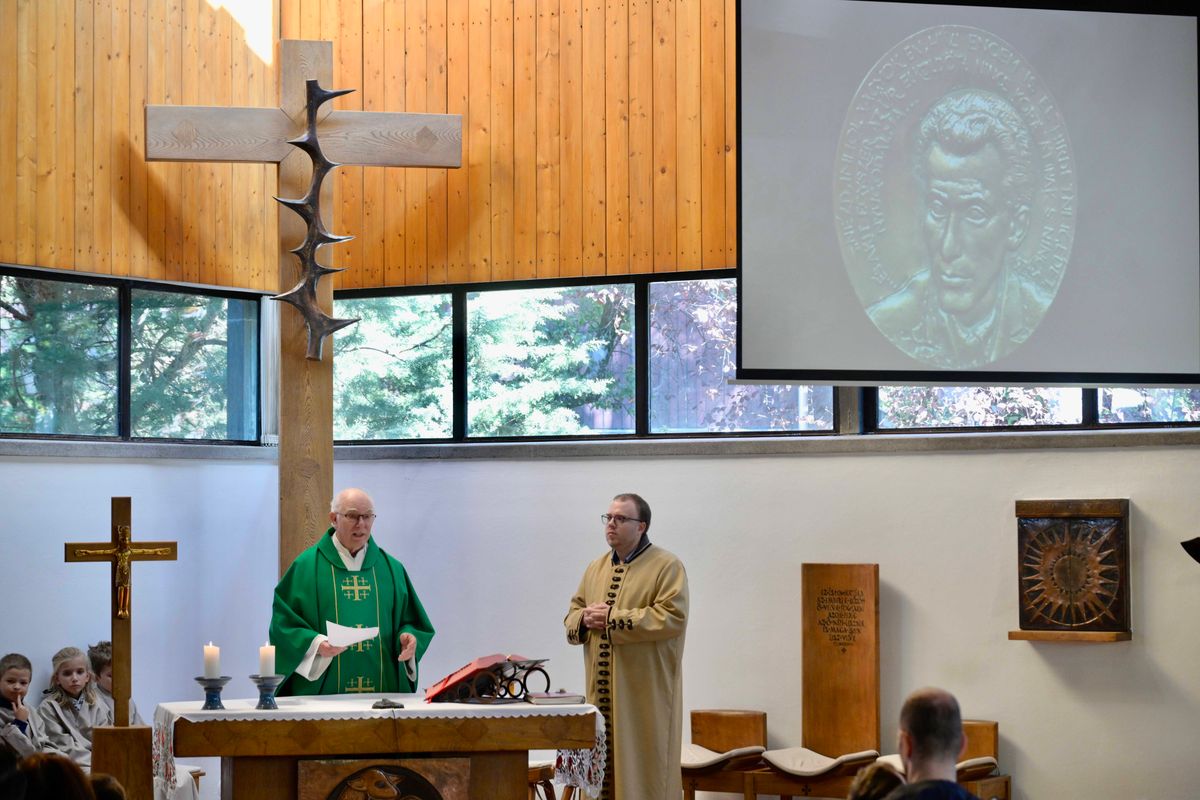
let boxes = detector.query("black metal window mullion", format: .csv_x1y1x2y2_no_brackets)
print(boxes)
117,283,133,440
1081,387,1100,426
452,288,468,441
860,388,880,434
634,278,650,436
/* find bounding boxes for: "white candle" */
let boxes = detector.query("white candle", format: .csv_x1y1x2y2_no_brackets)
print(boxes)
203,642,220,679
259,643,276,676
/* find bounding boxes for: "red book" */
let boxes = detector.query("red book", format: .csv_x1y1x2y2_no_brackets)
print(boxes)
425,653,540,702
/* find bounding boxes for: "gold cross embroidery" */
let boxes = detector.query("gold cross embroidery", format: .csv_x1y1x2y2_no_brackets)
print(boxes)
341,575,371,601
345,676,376,693
350,623,369,652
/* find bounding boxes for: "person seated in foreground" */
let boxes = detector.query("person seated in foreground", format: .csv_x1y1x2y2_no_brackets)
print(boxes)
849,761,904,800
14,751,97,799
882,687,979,800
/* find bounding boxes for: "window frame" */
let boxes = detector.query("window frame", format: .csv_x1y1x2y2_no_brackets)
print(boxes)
0,264,264,445
6,262,1193,449
865,385,1200,434
335,269,841,444
336,270,1200,444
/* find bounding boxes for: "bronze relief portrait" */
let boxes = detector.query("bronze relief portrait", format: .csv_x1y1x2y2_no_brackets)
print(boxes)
835,26,1076,369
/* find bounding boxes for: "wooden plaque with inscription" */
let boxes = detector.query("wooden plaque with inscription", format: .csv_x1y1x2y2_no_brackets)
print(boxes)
801,563,880,755
1015,499,1130,634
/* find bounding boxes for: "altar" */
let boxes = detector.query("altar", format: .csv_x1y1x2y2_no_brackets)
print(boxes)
153,694,600,800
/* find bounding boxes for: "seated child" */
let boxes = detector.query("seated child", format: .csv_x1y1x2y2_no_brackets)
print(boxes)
1,653,45,759
88,641,144,726
35,646,112,770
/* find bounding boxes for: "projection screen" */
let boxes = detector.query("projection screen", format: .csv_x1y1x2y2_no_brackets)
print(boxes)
737,0,1200,385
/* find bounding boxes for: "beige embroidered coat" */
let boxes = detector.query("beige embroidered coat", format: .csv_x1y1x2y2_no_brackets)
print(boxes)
565,545,688,800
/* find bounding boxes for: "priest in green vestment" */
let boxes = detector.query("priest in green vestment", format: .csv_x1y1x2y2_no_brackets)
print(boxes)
270,488,435,696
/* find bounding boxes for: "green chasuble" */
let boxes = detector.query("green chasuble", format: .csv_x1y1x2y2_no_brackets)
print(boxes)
270,529,435,696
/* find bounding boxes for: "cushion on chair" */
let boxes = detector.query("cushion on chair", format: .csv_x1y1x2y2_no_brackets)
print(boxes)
956,755,998,781
681,742,767,769
763,747,880,777
873,753,998,781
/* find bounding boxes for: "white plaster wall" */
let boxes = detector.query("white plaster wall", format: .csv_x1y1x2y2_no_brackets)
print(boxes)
1,456,278,796
3,444,1198,799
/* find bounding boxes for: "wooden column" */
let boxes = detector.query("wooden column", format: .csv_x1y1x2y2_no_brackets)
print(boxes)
276,40,335,573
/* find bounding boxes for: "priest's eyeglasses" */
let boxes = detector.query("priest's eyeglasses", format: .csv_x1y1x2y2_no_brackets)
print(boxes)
339,512,377,524
600,514,642,526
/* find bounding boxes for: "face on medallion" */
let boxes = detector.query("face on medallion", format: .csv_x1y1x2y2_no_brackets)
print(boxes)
604,498,646,557
330,489,376,553
922,141,1028,322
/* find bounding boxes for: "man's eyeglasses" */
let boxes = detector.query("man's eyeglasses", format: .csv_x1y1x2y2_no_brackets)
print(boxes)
600,514,643,526
339,512,377,524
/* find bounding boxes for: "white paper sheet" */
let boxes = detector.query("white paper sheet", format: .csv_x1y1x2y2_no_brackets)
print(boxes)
326,621,380,647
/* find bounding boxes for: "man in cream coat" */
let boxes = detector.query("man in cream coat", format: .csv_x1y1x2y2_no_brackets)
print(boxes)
565,493,688,800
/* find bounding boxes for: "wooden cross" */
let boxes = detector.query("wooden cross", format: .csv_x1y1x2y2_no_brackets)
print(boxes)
145,41,461,171
64,497,178,728
143,39,462,575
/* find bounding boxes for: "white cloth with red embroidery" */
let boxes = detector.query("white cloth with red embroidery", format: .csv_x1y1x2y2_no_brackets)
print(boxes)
554,709,606,798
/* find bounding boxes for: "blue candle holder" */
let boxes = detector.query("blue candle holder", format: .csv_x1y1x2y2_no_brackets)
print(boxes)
250,674,283,710
194,676,232,710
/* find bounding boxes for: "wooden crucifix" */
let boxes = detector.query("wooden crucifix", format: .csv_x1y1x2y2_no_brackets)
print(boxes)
64,497,177,728
144,40,462,573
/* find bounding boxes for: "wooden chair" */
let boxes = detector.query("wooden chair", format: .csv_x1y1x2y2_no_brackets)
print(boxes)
527,762,556,800
526,760,577,800
959,720,1011,800
176,763,205,791
682,709,769,800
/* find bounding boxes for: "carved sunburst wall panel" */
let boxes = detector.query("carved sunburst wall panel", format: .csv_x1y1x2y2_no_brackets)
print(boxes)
1016,500,1130,634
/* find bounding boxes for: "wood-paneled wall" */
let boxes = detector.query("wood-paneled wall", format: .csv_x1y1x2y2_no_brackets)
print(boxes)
0,0,736,292
0,0,280,290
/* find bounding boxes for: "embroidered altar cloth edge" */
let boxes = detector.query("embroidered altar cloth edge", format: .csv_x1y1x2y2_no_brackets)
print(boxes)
156,693,594,723
152,694,603,799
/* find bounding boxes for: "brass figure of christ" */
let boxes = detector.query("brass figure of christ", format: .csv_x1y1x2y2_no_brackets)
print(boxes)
69,523,175,619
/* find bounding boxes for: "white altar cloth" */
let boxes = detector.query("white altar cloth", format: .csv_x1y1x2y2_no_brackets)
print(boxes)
153,693,604,798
